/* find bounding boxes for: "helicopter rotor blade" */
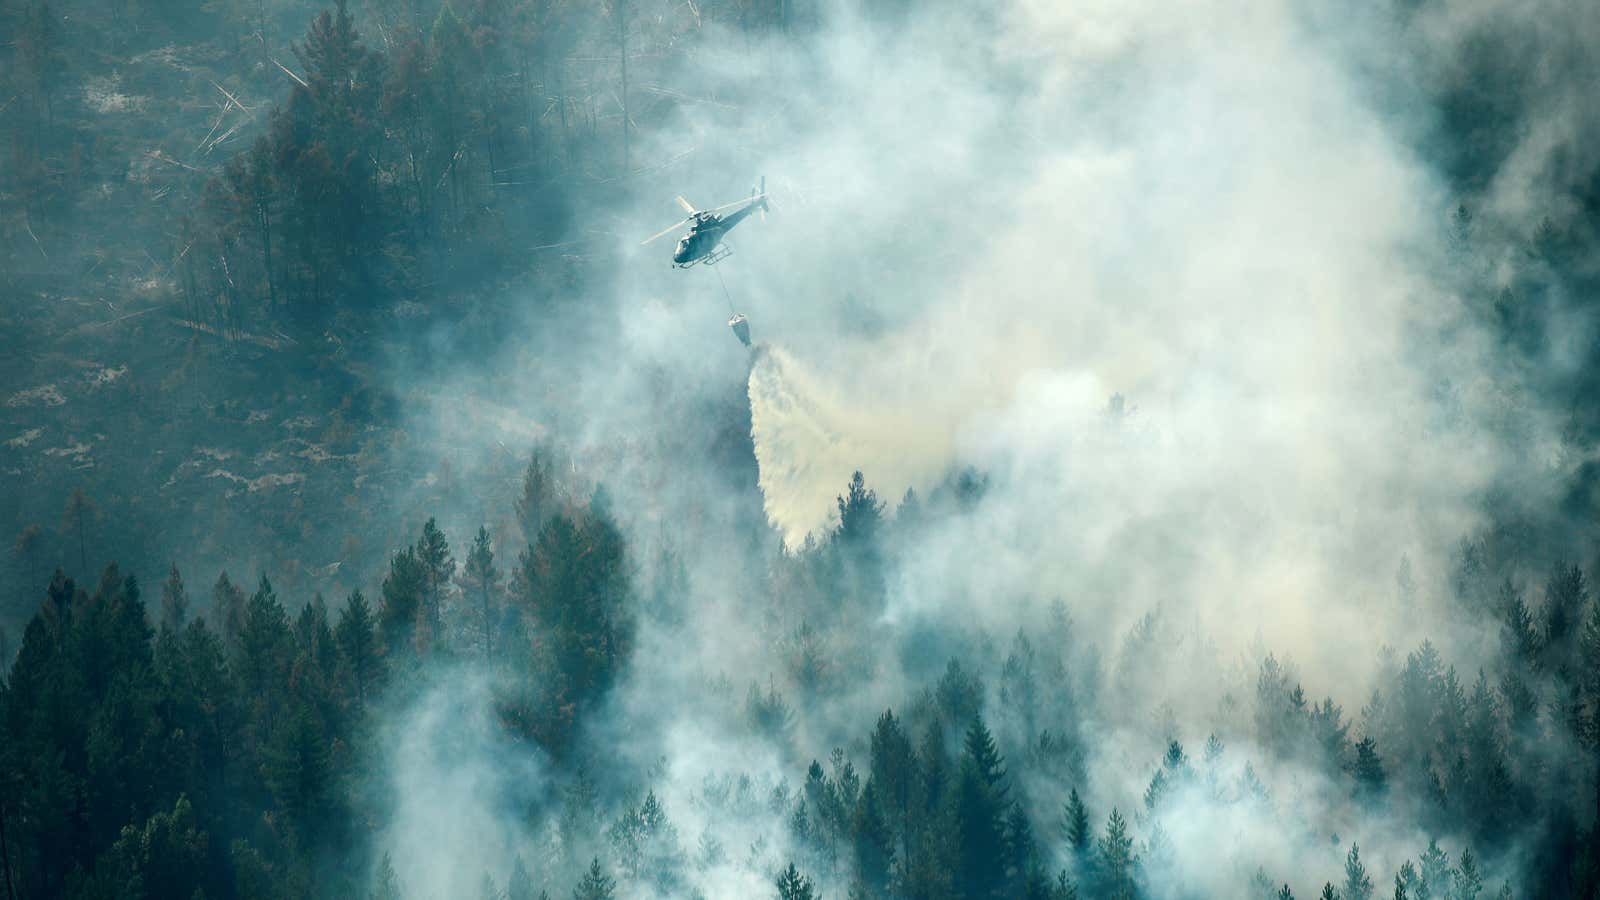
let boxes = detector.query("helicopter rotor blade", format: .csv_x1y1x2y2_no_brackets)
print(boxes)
675,196,697,214
703,195,766,213
641,217,692,245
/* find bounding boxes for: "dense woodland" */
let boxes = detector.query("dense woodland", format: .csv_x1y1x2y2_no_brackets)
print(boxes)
0,0,793,650
9,457,1600,898
7,0,1600,897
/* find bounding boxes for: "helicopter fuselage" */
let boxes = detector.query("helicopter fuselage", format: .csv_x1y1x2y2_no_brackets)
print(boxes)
672,201,762,266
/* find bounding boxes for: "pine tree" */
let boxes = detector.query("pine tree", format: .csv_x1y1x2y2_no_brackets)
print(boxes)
336,590,381,704
919,720,950,820
788,796,813,847
415,518,455,648
236,575,291,701
105,793,208,899
1343,844,1373,900
836,470,885,547
1396,862,1418,899
372,852,402,900
1581,603,1600,714
12,524,42,602
1418,839,1450,899
61,489,94,574
1004,627,1043,739
296,593,339,680
1311,699,1350,771
1062,788,1091,855
572,858,615,900
1498,580,1540,665
460,526,500,657
1097,808,1134,898
1352,736,1386,799
515,448,560,544
1452,848,1482,900
160,563,188,631
852,782,894,894
507,855,537,900
1005,801,1037,891
1462,670,1511,838
937,658,985,728
263,701,331,839
955,719,1009,899
1023,869,1078,900
964,718,1008,800
1143,768,1169,815
776,862,815,900
380,546,427,655
1162,739,1190,777
276,0,385,289
518,507,634,740
1321,885,1339,900
1541,563,1588,672
560,767,599,848
746,678,795,743
214,570,248,649
868,708,917,843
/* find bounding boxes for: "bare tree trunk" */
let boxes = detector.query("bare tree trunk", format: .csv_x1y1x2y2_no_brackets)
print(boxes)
0,792,17,900
557,60,570,172
258,203,277,313
617,0,629,176
481,584,492,658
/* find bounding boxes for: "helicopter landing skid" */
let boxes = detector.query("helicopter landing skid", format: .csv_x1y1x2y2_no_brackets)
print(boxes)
675,244,733,269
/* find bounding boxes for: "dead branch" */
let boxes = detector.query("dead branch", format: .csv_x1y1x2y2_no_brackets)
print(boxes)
271,58,310,89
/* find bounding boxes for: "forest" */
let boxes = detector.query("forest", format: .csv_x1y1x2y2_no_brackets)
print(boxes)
6,0,1600,897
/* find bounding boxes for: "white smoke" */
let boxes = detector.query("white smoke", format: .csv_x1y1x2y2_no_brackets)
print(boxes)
747,345,955,544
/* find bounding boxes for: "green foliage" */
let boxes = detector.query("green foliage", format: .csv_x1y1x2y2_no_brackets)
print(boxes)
1062,787,1091,855
1096,808,1135,899
1352,736,1386,799
372,852,402,900
573,857,616,900
518,506,633,716
336,590,383,704
1418,839,1451,899
160,563,188,632
516,449,562,545
507,855,538,900
836,470,884,547
380,545,427,656
953,718,1009,898
460,526,501,657
869,707,917,843
1344,844,1374,900
776,862,816,900
1541,563,1588,671
1453,848,1482,900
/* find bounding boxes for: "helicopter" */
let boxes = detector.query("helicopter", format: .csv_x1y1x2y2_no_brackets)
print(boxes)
642,177,769,267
